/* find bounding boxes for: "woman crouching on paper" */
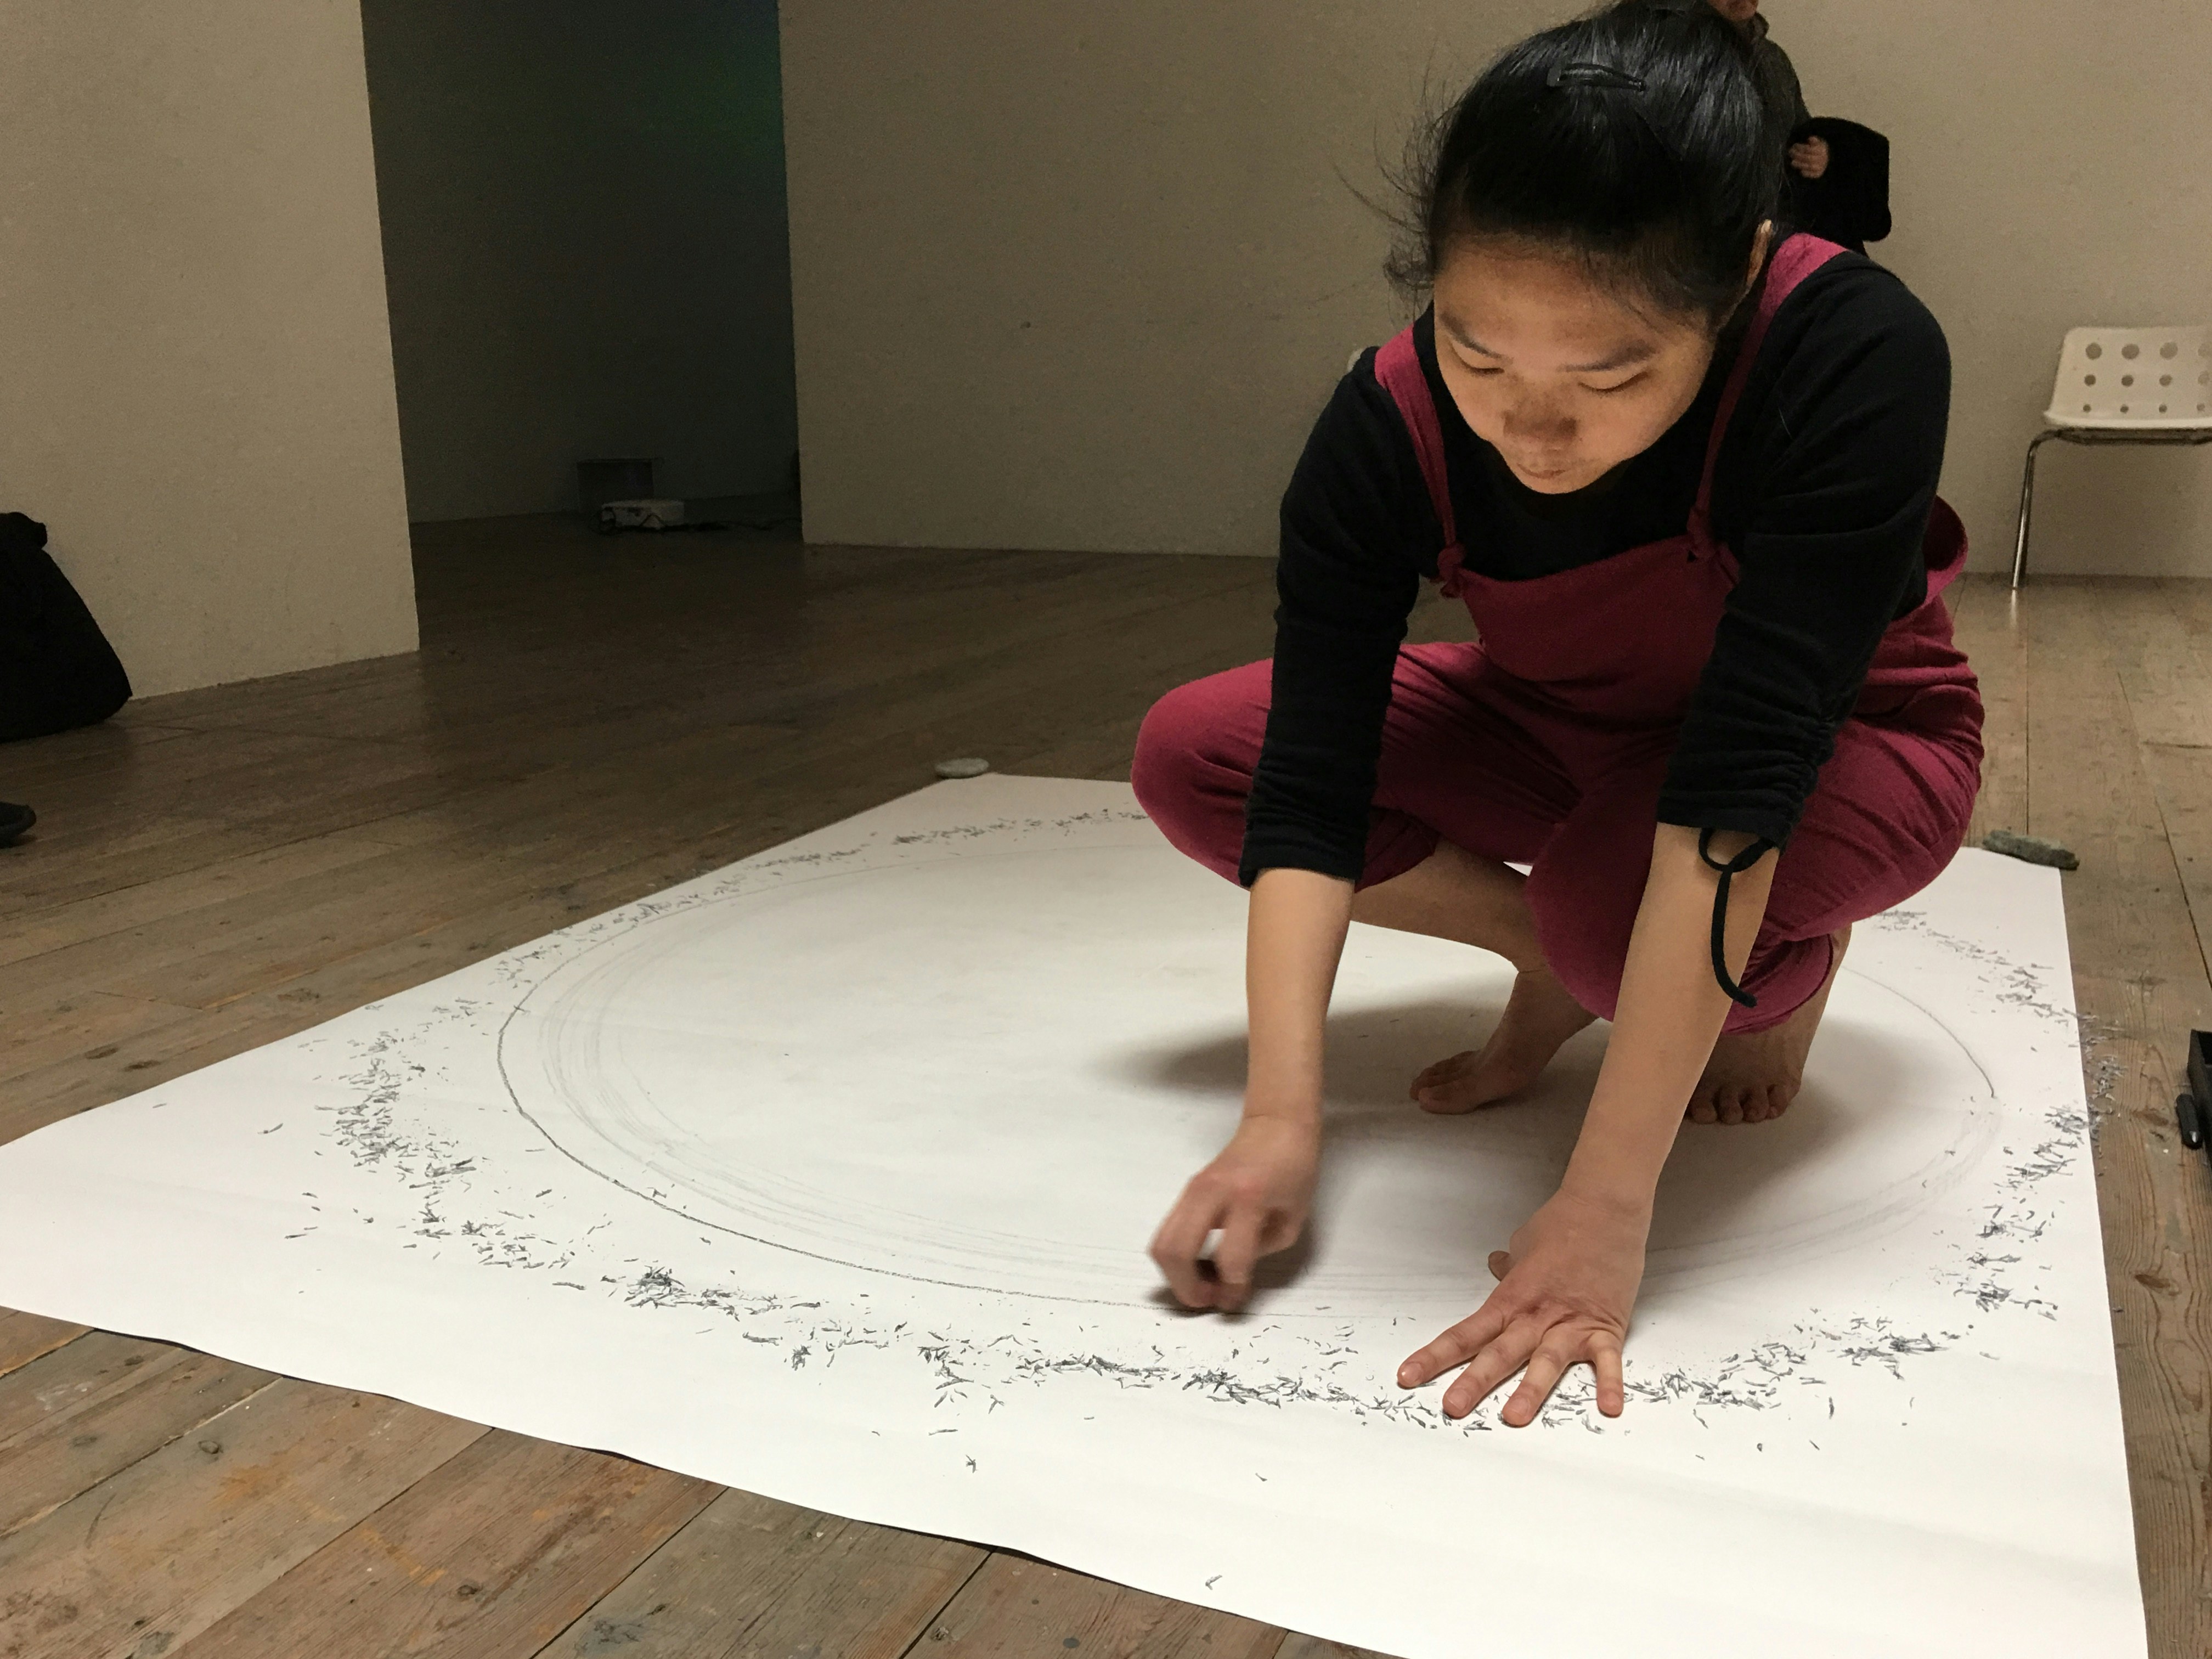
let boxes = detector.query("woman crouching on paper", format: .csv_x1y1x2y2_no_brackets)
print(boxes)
1131,0,1979,1425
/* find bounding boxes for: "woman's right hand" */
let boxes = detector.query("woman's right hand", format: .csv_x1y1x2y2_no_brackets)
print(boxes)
1154,866,1345,1312
1149,1112,1320,1312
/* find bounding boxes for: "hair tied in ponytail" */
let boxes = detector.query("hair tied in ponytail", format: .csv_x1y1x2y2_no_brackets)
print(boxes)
1385,0,1779,326
1545,61,1647,93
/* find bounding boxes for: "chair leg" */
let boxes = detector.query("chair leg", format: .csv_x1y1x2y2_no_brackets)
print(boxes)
2011,430,2057,590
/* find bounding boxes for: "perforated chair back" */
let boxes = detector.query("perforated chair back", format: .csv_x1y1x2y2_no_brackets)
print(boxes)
2046,325,2212,429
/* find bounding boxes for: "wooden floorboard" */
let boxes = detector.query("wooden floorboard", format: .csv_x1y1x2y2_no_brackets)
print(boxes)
182,1432,720,1659
0,1380,485,1657
0,1336,277,1541
529,1487,986,1659
2022,580,2212,1657
914,1553,1283,1659
0,1312,90,1381
0,535,2200,1655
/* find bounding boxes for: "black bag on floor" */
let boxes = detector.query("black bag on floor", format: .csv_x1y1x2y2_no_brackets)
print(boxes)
0,512,132,742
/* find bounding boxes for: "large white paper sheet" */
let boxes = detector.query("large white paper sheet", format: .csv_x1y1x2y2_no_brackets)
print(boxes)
0,777,2143,1657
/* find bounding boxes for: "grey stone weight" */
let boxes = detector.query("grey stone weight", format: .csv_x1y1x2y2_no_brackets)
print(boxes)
934,758,991,780
1980,829,2080,871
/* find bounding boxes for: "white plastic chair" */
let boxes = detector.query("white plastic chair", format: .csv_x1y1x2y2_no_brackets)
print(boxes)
2012,325,2212,587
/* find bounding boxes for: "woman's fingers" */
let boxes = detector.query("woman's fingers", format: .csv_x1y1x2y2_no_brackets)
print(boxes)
1211,1210,1266,1311
1592,1332,1627,1417
1499,1328,1585,1426
1148,1190,1227,1308
1396,1300,1512,1389
1151,1186,1290,1312
1440,1315,1545,1418
1259,1206,1304,1257
1406,1307,1628,1423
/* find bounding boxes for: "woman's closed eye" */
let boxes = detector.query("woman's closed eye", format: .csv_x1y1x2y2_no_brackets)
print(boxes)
1450,352,1643,395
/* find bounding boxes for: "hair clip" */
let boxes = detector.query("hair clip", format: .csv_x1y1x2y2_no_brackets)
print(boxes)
1544,59,1648,93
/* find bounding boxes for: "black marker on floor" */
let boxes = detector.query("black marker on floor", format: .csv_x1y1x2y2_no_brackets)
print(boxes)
2178,1092,2207,1153
2184,1031,2212,1165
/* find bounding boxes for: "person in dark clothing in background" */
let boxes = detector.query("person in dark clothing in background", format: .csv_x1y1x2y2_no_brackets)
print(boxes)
0,510,128,845
1131,2,1978,1427
1710,0,1893,252
1706,0,1829,183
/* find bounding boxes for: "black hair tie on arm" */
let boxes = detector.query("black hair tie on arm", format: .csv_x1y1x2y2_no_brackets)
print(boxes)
1544,60,1648,92
1697,828,1775,1008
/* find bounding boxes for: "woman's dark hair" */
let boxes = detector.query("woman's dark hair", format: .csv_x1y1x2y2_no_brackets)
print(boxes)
1389,0,1782,327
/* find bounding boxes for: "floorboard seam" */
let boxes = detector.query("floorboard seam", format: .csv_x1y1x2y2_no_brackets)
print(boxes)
1,1372,289,1541
889,1549,997,1658
0,1325,92,1386
512,1474,724,1659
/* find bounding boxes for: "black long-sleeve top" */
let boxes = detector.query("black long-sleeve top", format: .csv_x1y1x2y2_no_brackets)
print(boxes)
1241,251,1951,889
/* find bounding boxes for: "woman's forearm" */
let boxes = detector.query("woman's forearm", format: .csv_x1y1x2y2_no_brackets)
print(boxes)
1561,825,1775,1207
1243,867,1356,1127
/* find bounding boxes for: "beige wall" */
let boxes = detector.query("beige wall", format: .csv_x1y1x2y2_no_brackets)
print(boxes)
361,0,797,523
1788,0,2212,576
782,1,2212,575
0,1,416,700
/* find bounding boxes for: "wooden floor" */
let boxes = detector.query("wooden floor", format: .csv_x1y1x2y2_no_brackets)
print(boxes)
1,517,2207,1657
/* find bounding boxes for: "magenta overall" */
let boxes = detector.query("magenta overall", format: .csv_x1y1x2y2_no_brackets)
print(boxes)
1134,232,1981,1034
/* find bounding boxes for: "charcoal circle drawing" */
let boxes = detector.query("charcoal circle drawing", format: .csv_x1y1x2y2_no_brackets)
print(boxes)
499,842,2002,1312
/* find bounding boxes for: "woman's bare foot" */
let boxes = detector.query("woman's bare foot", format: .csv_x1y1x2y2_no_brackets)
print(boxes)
1686,926,1851,1125
1411,962,1596,1114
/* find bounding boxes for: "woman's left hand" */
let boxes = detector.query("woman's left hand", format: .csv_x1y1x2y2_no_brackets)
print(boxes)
1397,1184,1649,1425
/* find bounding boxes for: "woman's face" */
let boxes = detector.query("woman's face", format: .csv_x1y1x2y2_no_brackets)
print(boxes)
1429,240,1730,495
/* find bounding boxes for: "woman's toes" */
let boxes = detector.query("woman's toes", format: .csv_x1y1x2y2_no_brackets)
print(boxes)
1410,1053,1467,1098
1412,1051,1502,1113
1686,1092,1718,1125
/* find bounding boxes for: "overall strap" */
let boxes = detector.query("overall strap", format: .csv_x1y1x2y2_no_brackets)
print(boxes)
1373,328,1468,594
1690,233,1849,538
